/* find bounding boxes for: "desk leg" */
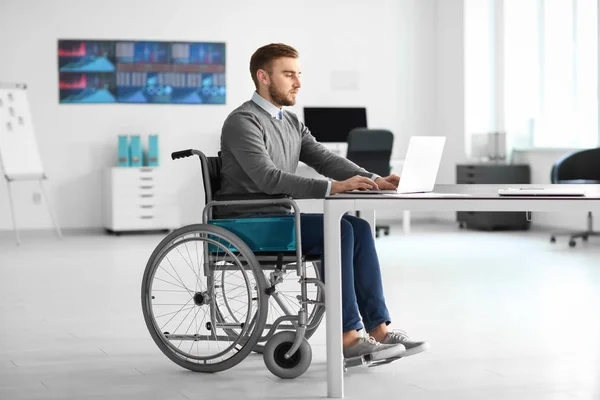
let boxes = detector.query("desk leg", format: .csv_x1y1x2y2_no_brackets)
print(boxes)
324,202,345,398
403,210,411,235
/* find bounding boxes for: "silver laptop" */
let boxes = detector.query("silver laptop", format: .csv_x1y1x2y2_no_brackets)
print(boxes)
497,187,586,196
348,136,446,194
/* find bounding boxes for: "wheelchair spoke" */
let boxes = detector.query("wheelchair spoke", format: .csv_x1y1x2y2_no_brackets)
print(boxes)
152,289,190,293
165,300,195,333
179,306,202,349
175,245,203,288
190,302,200,355
153,276,192,293
229,302,250,319
159,298,194,330
155,305,195,319
206,306,223,357
280,293,298,311
161,257,195,295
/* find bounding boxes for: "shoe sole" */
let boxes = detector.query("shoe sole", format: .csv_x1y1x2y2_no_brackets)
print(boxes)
344,344,407,362
370,344,407,361
402,341,430,357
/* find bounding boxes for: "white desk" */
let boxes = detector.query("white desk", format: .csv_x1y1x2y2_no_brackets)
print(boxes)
323,184,600,398
296,160,411,233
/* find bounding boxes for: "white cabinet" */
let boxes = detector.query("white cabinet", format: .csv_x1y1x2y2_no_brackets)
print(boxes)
103,167,180,232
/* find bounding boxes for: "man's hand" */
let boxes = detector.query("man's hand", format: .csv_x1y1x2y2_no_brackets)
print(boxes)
374,174,400,190
330,175,379,194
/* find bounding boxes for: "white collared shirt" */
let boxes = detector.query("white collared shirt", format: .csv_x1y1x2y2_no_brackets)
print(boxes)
251,91,283,120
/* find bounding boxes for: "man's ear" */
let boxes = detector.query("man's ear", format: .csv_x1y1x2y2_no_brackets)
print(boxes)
257,69,270,86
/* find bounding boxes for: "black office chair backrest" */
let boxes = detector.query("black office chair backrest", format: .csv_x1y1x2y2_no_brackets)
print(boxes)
198,151,222,204
550,147,600,183
346,128,394,176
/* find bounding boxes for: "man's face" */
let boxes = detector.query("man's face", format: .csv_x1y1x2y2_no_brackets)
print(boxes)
262,57,301,107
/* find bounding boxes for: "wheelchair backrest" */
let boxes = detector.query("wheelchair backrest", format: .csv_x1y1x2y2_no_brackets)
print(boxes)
199,151,222,204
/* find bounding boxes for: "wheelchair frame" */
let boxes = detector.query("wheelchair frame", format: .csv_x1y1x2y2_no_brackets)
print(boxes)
141,149,326,379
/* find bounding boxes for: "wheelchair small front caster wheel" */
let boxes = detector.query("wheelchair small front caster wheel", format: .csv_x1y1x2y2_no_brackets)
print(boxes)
263,331,311,379
569,240,576,248
550,236,556,243
583,235,589,242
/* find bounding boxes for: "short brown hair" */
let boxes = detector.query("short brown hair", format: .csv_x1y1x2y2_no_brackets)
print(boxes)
250,43,299,89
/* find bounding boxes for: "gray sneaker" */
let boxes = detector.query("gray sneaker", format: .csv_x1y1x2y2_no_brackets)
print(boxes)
343,336,406,361
380,330,429,357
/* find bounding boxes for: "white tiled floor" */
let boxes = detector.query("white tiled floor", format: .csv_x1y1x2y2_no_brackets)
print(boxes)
1,223,599,399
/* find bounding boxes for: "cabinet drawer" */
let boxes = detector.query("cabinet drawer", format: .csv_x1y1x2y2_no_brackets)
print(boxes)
113,209,167,220
110,167,161,185
455,176,497,184
112,182,158,190
112,176,159,187
112,191,173,205
456,165,530,184
111,185,160,198
111,202,171,215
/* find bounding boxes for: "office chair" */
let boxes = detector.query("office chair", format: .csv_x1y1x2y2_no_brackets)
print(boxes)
346,128,394,238
549,147,600,247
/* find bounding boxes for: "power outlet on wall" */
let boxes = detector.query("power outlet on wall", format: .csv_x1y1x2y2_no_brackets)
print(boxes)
32,192,42,205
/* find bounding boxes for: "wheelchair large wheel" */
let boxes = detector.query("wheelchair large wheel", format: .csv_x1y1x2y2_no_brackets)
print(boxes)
141,224,268,373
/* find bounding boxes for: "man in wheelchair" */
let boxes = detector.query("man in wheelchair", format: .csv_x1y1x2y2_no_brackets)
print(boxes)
215,43,429,362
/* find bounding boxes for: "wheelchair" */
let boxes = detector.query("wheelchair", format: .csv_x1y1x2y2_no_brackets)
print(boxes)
141,149,404,378
141,149,326,379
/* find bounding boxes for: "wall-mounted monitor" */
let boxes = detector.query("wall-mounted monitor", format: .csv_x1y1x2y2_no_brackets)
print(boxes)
58,40,226,104
303,107,367,142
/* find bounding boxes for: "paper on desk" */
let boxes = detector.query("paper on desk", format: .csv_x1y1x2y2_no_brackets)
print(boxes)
381,192,473,197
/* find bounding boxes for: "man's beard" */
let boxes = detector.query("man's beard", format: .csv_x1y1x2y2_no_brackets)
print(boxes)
268,83,296,106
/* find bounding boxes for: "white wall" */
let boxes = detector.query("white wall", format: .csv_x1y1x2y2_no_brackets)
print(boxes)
415,0,467,224
378,0,468,225
3,0,588,233
0,0,438,230
434,0,466,186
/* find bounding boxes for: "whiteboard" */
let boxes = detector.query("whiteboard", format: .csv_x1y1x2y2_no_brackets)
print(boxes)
0,85,45,180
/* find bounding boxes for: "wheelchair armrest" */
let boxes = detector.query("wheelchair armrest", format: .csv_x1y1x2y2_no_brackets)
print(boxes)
204,196,299,216
214,193,291,201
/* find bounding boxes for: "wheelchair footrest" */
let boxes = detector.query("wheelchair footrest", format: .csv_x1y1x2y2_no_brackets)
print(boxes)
367,356,403,368
344,354,403,370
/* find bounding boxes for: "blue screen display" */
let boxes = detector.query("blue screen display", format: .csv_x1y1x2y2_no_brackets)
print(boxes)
58,40,226,105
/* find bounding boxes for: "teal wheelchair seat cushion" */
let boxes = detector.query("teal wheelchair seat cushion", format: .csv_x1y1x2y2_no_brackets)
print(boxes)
208,216,296,252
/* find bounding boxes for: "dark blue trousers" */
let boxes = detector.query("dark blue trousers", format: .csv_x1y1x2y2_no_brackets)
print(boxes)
300,213,391,333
